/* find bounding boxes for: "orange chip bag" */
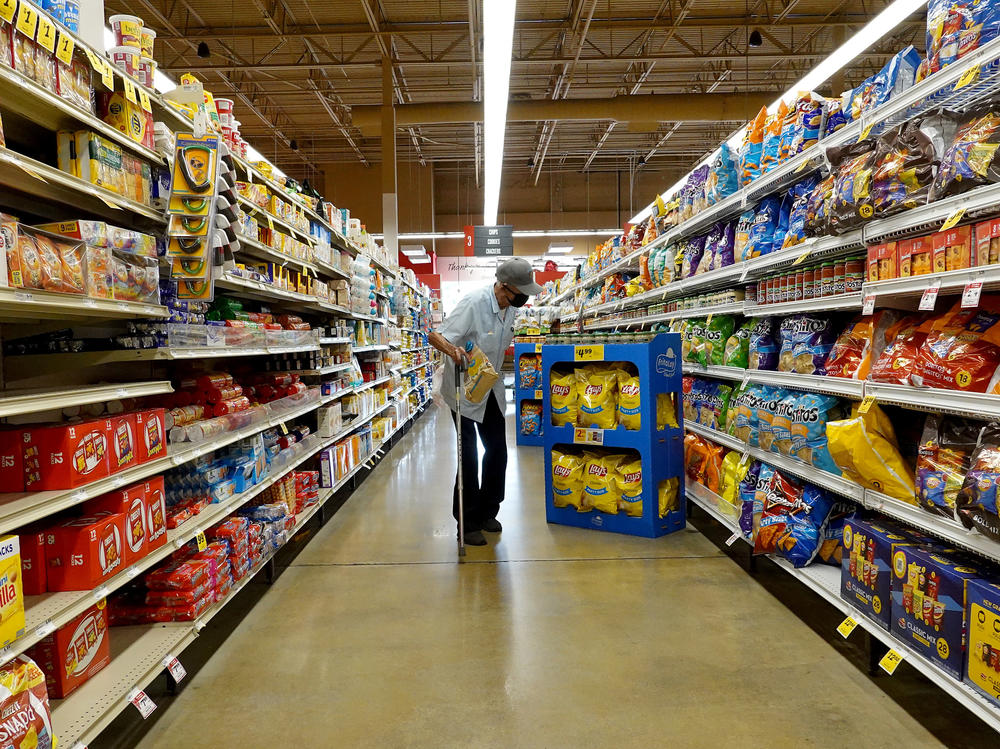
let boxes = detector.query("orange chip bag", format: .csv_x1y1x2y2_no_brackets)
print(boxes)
869,315,933,384
825,311,901,380
914,299,1000,392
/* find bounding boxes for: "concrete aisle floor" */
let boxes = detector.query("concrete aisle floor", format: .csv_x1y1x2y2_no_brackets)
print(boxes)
136,403,951,749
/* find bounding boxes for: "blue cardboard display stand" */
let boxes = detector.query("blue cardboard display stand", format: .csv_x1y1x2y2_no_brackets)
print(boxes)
514,341,544,447
542,333,686,538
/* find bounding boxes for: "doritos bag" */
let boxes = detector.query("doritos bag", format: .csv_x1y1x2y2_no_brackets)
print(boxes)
616,368,641,430
826,402,916,502
616,458,644,517
550,370,578,426
869,315,933,384
551,449,585,510
582,453,623,513
913,299,1000,392
917,414,981,519
825,311,901,380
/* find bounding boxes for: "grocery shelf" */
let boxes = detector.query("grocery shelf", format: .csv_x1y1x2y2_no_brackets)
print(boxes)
315,258,351,280
360,253,397,278
355,375,391,392
0,288,167,323
402,345,428,353
319,337,351,345
863,181,1000,245
746,370,865,399
400,361,431,375
311,300,354,317
353,344,389,353
681,363,746,382
864,382,1000,421
236,196,315,245
215,275,317,309
744,292,863,317
741,232,866,282
7,344,323,371
865,265,1000,303
236,235,322,278
0,381,173,418
230,155,334,234
287,363,353,377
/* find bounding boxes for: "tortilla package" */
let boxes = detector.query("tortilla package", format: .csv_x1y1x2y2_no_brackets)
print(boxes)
824,311,901,380
778,315,838,375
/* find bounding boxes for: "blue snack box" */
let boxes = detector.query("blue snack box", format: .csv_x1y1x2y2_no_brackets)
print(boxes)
841,518,921,630
965,578,1000,708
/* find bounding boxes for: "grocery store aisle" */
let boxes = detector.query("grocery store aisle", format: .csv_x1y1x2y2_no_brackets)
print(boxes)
135,403,948,749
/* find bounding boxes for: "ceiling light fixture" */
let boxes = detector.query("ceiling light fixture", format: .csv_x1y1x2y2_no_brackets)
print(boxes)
410,255,432,264
401,245,428,256
197,41,211,58
628,0,926,225
482,0,517,227
370,229,619,240
748,29,763,48
547,242,575,254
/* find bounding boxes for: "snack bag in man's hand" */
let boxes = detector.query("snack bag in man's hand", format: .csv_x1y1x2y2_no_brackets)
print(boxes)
463,342,500,403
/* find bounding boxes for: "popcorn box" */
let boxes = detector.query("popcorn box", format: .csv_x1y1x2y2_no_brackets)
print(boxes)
0,536,25,648
899,235,932,277
932,225,972,273
19,528,46,596
29,601,110,698
891,545,986,679
86,483,148,567
109,413,138,473
45,514,125,591
143,476,167,551
134,408,166,463
841,518,921,630
23,419,111,490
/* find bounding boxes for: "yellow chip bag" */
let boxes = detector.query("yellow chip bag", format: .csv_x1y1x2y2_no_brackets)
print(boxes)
576,366,617,429
551,450,585,509
658,477,680,517
657,393,678,429
550,371,578,426
719,450,750,506
616,369,642,430
582,453,623,513
826,402,916,503
615,458,643,516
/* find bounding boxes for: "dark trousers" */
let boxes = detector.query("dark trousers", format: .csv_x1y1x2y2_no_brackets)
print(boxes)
452,391,507,532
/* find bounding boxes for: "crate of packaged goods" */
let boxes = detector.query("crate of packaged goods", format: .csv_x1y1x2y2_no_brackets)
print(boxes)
28,602,110,699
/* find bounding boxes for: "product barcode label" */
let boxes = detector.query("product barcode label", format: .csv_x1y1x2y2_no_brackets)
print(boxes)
162,655,187,683
129,688,157,718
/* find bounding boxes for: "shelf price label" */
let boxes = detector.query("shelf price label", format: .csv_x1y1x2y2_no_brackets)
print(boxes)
0,0,16,24
963,279,984,309
956,63,981,90
534,389,542,399
195,531,207,551
128,688,157,718
534,343,542,353
574,344,604,362
573,427,604,446
792,248,812,266
123,76,138,104
857,121,874,142
35,13,55,52
99,60,114,90
837,615,859,639
14,0,36,38
878,648,904,675
918,279,941,311
55,30,74,64
862,293,876,315
162,655,187,684
940,207,966,232
138,87,152,113
724,532,741,546
857,394,876,415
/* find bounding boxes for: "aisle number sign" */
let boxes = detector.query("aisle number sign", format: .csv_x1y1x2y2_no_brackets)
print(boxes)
573,427,604,446
879,648,904,675
574,344,604,362
837,616,859,639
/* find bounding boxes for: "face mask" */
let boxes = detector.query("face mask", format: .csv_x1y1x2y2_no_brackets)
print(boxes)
509,291,529,307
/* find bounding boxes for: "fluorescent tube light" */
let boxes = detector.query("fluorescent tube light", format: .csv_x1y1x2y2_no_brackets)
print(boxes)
401,245,428,256
483,0,517,226
629,0,926,224
547,242,575,254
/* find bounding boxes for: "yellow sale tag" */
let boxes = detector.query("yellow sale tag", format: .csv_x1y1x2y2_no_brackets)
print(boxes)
138,88,152,113
534,389,542,399
96,193,122,209
879,648,904,675
195,531,207,551
574,344,604,362
100,61,114,90
279,422,288,435
792,248,811,266
14,162,47,183
705,314,713,325
0,0,16,24
14,0,36,38
837,616,858,639
573,427,604,445
940,207,965,232
857,122,873,142
857,394,876,415
534,343,542,353
123,77,138,104
956,63,981,89
35,13,55,51
55,30,74,64
794,158,810,173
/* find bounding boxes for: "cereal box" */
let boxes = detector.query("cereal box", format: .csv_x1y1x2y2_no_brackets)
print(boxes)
965,578,1000,707
891,545,987,679
45,514,125,591
29,602,110,698
0,535,24,648
841,518,922,630
23,419,111,490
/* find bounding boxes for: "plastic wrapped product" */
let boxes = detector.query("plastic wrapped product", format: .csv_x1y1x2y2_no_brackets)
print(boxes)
917,414,981,519
828,139,879,234
710,220,737,270
956,424,1000,539
804,175,835,238
825,311,901,380
869,315,934,384
825,97,848,136
760,102,788,174
723,319,754,368
745,195,782,258
582,453,623,514
735,384,766,447
549,370,577,426
551,449,585,509
781,176,820,250
575,366,618,429
826,402,916,502
734,209,755,262
738,107,768,185
789,93,827,156
872,114,956,218
615,458,644,517
0,655,56,749
706,143,739,204
681,235,707,279
778,315,837,375
520,401,542,435
792,393,847,475
932,103,1000,202
913,300,1000,392
770,390,799,456
697,315,736,367
756,386,784,453
658,477,679,517
615,368,641,430
749,318,779,371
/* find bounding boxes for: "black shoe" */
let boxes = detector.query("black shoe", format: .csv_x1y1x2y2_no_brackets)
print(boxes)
481,518,502,533
462,530,487,546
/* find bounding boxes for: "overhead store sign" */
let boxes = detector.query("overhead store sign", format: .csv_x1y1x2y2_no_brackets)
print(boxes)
464,225,513,257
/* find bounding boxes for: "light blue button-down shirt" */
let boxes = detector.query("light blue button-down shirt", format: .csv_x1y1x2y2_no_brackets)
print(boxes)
438,283,515,423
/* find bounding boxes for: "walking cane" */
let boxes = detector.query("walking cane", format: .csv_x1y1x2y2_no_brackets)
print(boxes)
455,345,468,559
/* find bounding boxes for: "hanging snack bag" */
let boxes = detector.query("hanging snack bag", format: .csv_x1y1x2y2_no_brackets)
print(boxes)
707,383,734,431
551,450,585,510
792,393,847,475
804,175,836,238
711,221,737,270
825,311,901,380
869,315,934,384
790,92,827,156
734,385,763,446
738,461,761,537
781,176,819,250
706,143,739,204
734,209,756,262
576,366,618,429
756,387,784,453
616,458,644,517
518,354,540,390
520,402,542,435
913,299,1000,392
705,314,736,366
931,103,1000,202
685,318,708,364
745,195,782,258
615,368,642,430
724,319,754,368
760,102,789,174
550,370,578,426
872,114,955,218
826,402,916,502
917,414,981,519
739,106,768,185
771,390,799,456
582,453,624,514
956,424,1000,539
749,318,779,370
719,451,749,507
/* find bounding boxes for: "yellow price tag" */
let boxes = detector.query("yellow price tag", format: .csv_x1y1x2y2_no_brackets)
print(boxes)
123,77,138,104
195,531,207,551
96,193,122,210
35,13,55,52
14,162,48,183
574,344,604,362
266,215,274,231
706,314,713,325
792,248,811,266
14,0,36,38
837,616,858,639
100,61,114,90
857,122,874,142
794,158,810,174
0,0,16,24
857,394,876,415
534,343,542,353
55,30,74,64
534,389,542,399
573,427,604,445
940,207,965,232
878,648,904,675
279,422,288,435
956,63,981,90
138,88,152,113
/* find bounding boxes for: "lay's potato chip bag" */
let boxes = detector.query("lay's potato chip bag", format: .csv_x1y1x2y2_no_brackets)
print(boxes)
657,393,678,430
550,370,577,426
616,368,641,430
616,458,643,516
551,450,585,510
582,453,623,513
658,477,680,517
576,366,617,429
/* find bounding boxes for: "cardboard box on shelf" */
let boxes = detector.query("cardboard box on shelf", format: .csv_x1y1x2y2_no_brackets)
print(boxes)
86,484,148,567
144,476,168,552
23,419,111,490
45,514,125,591
841,518,921,630
19,529,45,596
0,428,24,493
29,602,110,699
0,535,24,648
109,413,138,473
134,408,166,463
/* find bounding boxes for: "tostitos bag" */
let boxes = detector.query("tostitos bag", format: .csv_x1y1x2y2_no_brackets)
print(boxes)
616,368,642,430
551,449,586,510
550,370,578,426
826,402,916,502
582,453,624,513
576,366,618,429
616,458,644,517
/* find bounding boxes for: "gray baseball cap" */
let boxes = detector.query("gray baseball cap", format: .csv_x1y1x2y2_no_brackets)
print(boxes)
496,257,543,295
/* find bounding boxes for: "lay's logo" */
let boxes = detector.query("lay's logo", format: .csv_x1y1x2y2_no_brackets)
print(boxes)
621,384,640,396
588,464,607,477
623,470,641,483
554,465,572,478
552,385,571,396
585,385,604,396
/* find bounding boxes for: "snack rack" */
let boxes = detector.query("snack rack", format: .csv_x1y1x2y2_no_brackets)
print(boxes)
541,332,685,538
514,341,544,447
